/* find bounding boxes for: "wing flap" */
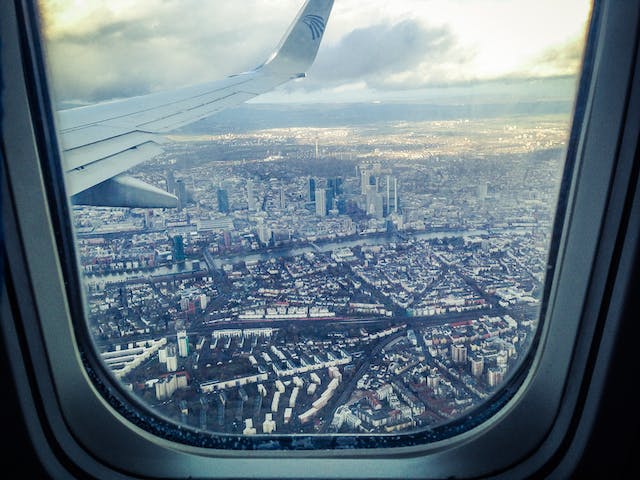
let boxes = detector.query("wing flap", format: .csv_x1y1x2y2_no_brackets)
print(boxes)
71,174,178,208
60,124,132,151
63,131,162,171
66,142,163,196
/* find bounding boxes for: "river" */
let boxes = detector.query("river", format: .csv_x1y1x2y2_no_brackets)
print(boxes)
84,228,491,285
205,228,489,269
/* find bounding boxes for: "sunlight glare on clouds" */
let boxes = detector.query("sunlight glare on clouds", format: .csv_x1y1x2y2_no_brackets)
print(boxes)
322,0,590,80
444,0,591,79
38,0,592,104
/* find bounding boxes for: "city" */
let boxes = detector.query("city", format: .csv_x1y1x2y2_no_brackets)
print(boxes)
74,102,570,436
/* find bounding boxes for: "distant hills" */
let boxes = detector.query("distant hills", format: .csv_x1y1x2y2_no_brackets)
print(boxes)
179,101,574,134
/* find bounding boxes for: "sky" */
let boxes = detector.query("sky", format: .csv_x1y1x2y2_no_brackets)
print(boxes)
38,0,592,105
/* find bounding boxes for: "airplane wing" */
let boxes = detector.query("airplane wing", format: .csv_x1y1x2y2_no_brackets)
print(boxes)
59,0,334,208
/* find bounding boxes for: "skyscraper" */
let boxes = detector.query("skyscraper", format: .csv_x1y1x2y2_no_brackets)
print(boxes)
246,180,256,211
328,177,342,197
217,188,230,214
315,188,327,217
172,235,185,263
326,187,334,215
308,177,316,202
360,169,369,195
385,176,400,215
166,170,176,194
393,177,399,213
176,179,187,211
366,190,384,218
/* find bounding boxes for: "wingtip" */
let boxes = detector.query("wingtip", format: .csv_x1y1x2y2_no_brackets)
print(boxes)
262,0,334,76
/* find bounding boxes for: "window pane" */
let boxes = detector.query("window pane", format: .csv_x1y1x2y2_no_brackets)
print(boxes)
38,0,591,440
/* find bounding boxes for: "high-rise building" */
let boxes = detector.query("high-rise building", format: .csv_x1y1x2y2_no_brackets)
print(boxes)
326,177,342,213
177,330,189,358
326,188,334,214
328,177,342,197
308,177,316,202
487,367,505,387
451,344,468,364
470,356,484,377
257,223,272,245
315,188,327,217
381,176,400,215
393,177,399,213
166,170,176,194
172,235,185,263
217,188,229,213
165,344,178,372
385,176,391,217
246,180,257,211
176,179,187,211
279,187,286,210
360,169,369,195
366,190,384,218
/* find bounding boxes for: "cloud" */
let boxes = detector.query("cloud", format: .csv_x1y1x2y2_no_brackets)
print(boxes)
38,0,586,105
524,36,585,77
39,0,298,103
298,19,474,91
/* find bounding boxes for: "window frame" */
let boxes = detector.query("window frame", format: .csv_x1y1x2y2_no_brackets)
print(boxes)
2,0,640,478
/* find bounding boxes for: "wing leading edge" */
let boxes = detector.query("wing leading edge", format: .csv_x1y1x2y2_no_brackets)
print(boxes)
59,0,334,208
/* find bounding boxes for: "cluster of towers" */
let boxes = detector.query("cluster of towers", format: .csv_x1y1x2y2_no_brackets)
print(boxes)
170,142,402,222
358,165,400,219
166,170,189,211
308,176,343,217
306,169,399,220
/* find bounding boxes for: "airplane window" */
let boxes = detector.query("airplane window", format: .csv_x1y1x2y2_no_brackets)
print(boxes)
35,0,591,446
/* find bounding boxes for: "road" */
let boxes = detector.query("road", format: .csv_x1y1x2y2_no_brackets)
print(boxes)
318,331,406,433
